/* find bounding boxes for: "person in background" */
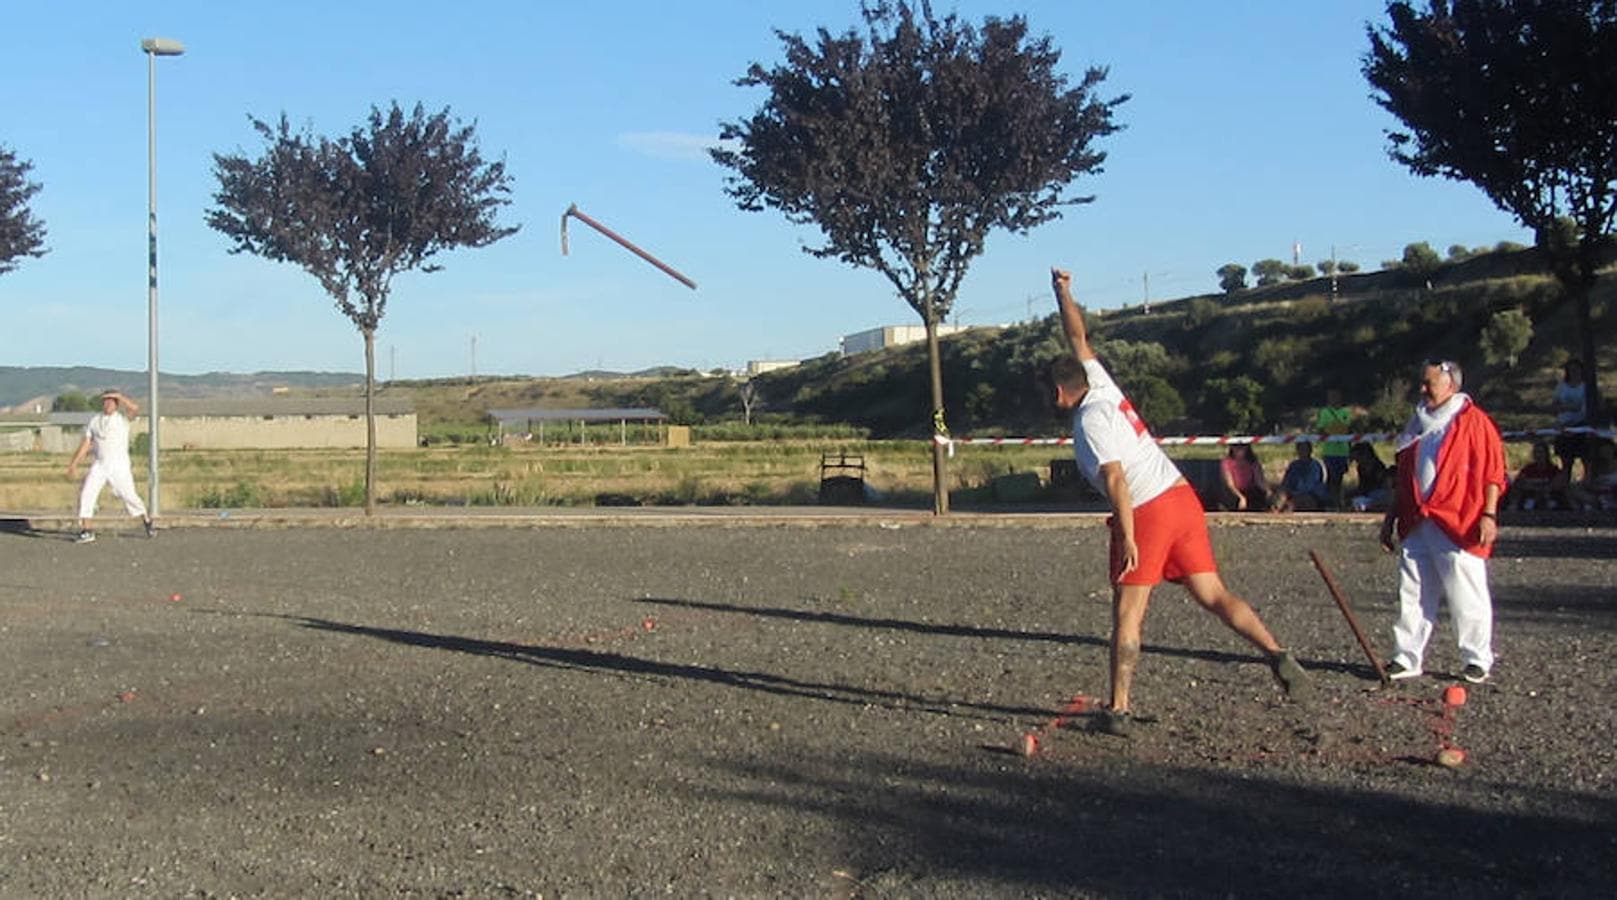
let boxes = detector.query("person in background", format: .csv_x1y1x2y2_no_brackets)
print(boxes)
66,389,154,543
1347,441,1394,513
1503,440,1566,511
1315,389,1354,508
1568,438,1617,511
1273,441,1329,512
1217,443,1271,511
1552,358,1590,483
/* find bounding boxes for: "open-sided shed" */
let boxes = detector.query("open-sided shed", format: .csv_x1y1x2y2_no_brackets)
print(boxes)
485,407,668,446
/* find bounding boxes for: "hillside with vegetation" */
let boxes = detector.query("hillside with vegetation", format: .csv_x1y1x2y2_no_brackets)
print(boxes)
374,244,1613,442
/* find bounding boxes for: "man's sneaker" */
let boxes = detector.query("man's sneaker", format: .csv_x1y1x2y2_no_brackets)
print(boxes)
74,530,96,544
1385,660,1422,681
1091,708,1133,738
142,517,155,538
1270,651,1314,700
1461,664,1490,684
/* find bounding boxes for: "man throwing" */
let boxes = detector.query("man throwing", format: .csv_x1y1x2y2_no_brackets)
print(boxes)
66,390,154,543
1048,269,1309,735
1380,359,1505,684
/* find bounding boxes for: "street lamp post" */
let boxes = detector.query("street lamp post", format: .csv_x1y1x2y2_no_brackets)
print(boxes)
141,37,183,517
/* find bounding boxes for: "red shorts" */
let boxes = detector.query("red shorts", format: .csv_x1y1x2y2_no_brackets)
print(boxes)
1109,483,1219,586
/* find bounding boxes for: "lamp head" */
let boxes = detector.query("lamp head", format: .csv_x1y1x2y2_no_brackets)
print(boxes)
140,37,185,56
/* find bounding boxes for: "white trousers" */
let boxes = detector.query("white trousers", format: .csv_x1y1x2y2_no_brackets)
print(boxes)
77,459,148,521
1392,520,1494,673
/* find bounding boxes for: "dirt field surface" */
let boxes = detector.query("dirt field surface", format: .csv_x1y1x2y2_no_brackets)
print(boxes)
1,517,1613,898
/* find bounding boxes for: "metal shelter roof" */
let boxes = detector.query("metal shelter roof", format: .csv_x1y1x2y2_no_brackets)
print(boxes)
486,407,667,423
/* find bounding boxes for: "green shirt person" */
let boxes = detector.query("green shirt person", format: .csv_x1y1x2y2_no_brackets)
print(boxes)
1315,390,1353,507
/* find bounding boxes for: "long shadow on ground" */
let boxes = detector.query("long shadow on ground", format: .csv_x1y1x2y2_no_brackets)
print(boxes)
693,747,1617,898
289,616,1050,721
636,595,1335,671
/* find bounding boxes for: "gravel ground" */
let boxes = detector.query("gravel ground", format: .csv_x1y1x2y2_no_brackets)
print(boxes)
1,517,1613,898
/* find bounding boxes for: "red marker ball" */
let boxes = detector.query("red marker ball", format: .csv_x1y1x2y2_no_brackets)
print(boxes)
1436,746,1466,768
641,617,656,631
1018,732,1040,758
168,593,183,603
1443,684,1466,707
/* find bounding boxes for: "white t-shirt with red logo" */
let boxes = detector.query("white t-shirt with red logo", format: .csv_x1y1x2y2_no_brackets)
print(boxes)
1071,358,1183,509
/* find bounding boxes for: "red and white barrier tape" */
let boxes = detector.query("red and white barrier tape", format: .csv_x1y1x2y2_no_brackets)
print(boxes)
934,425,1616,453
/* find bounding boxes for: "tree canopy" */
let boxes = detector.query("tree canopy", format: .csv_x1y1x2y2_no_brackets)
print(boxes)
713,0,1125,511
0,145,47,275
1364,0,1617,420
207,101,519,511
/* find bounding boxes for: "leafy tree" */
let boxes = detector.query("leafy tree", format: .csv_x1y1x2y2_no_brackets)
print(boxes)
1182,297,1218,330
713,0,1125,513
1493,240,1528,253
0,145,47,275
1202,375,1265,433
1447,243,1473,261
51,390,91,412
1365,0,1617,422
1337,260,1362,273
1252,258,1289,287
1480,307,1533,367
208,103,518,513
1401,241,1442,284
1316,259,1338,277
1094,338,1173,382
1127,374,1185,426
737,379,761,425
1216,262,1247,293
1287,265,1315,281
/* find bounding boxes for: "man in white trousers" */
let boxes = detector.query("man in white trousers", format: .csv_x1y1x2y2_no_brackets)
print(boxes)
66,390,154,543
1379,359,1505,684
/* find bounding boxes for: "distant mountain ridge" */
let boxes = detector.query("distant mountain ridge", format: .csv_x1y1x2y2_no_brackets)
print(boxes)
0,366,364,411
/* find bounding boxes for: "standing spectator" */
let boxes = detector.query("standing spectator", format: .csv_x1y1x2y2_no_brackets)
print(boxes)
1553,359,1590,482
1380,359,1505,684
66,390,154,543
1315,389,1354,508
1273,441,1329,512
1347,441,1394,512
1216,443,1270,511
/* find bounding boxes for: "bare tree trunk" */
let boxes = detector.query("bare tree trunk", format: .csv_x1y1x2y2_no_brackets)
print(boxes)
925,300,949,516
363,327,377,516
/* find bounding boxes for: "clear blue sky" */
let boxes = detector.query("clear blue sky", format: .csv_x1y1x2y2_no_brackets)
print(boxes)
2,1,1531,379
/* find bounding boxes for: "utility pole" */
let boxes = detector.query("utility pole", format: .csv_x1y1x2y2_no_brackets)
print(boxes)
1142,272,1151,314
1330,245,1339,301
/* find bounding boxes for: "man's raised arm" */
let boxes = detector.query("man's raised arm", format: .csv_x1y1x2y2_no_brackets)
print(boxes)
1051,268,1096,362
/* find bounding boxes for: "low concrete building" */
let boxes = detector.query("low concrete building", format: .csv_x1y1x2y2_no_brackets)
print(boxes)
0,398,416,452
157,399,416,449
840,323,972,355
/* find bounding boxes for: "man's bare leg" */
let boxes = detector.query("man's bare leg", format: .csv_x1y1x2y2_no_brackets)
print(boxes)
1183,571,1311,698
1109,584,1153,713
1182,571,1282,653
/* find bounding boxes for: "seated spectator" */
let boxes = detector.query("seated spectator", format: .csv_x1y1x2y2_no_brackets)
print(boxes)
1217,443,1270,511
1347,441,1394,512
1569,438,1617,511
1504,440,1568,511
1273,441,1330,512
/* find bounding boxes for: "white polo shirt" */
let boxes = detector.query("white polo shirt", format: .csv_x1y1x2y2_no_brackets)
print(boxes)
1071,358,1183,509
